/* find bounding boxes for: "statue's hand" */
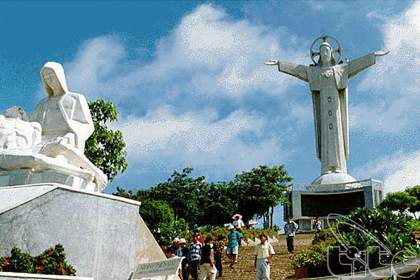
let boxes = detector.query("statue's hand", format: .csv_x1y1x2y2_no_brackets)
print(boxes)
264,60,279,66
374,50,390,56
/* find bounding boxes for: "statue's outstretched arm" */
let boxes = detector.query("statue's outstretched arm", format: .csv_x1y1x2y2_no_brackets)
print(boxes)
265,60,308,82
349,50,389,78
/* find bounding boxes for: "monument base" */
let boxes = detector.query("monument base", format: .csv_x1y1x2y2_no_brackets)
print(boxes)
285,179,384,231
311,172,359,186
0,169,92,190
0,184,166,280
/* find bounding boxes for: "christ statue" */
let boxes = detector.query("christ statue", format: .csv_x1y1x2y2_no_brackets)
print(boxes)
266,36,388,185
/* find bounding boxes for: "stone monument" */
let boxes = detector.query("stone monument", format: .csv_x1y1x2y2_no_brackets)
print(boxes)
0,62,168,280
266,36,387,229
0,62,106,192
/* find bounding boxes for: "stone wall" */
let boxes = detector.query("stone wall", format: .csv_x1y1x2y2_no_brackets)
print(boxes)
0,185,166,280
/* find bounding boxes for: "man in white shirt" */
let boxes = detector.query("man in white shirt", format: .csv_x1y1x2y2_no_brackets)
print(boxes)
284,216,299,253
254,234,275,280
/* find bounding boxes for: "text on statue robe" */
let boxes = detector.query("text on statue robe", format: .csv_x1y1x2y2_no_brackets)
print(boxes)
265,35,389,185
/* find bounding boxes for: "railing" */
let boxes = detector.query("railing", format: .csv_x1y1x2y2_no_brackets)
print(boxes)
291,178,383,192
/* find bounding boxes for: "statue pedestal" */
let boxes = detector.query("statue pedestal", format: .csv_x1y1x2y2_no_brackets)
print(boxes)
0,169,91,190
0,184,166,280
285,179,384,231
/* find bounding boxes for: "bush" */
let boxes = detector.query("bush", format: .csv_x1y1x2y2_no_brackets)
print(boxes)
290,248,325,269
291,207,420,277
0,244,76,275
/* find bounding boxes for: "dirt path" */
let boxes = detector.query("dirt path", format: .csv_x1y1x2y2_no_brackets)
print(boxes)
218,234,314,280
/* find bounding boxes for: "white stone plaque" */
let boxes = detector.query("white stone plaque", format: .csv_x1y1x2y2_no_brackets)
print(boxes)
132,258,183,280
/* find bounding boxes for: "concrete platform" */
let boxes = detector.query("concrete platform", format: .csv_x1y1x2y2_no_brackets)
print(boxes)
0,184,166,280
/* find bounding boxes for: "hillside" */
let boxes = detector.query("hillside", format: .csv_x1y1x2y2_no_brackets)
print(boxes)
219,233,314,280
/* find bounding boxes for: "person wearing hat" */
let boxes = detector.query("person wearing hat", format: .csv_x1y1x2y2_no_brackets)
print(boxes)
175,238,189,280
232,214,245,246
226,224,243,267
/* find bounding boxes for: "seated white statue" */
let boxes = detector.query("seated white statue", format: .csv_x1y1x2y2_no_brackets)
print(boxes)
0,62,107,191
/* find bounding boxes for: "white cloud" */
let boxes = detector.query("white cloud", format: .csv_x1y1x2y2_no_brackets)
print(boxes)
352,2,420,133
117,107,285,179
64,4,306,102
352,150,420,193
60,4,306,184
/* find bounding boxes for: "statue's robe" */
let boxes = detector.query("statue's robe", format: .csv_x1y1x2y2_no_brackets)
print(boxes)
30,62,93,152
277,54,376,175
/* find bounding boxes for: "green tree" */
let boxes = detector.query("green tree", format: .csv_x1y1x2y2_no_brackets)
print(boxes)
85,99,128,181
199,182,237,226
139,199,189,243
380,186,419,218
137,168,207,227
140,200,175,233
233,165,292,228
406,185,420,217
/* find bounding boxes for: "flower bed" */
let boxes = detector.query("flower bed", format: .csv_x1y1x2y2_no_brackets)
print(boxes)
0,245,76,276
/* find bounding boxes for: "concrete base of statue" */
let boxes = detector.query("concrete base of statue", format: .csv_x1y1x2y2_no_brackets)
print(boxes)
285,178,384,231
311,172,359,186
0,184,166,280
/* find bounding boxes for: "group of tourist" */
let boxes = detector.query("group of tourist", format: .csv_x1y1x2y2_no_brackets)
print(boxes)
161,215,307,280
162,230,224,280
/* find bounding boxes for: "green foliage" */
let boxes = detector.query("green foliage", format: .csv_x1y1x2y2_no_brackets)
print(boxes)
140,200,175,232
138,199,189,244
115,165,292,231
292,207,419,277
0,244,76,275
85,99,128,181
379,185,419,218
233,165,292,224
290,249,325,269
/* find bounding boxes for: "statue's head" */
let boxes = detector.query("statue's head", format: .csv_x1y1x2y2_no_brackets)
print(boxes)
319,42,334,65
40,62,69,97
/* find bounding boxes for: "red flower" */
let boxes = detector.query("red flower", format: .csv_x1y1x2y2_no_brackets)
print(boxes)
35,266,45,271
57,267,65,274
47,251,54,256
2,260,9,266
52,261,58,266
39,259,46,264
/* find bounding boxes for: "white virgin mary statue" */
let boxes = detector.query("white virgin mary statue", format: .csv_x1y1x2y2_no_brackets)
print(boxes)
266,36,388,185
0,62,107,191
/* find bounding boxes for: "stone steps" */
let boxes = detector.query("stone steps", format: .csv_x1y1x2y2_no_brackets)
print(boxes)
217,235,313,280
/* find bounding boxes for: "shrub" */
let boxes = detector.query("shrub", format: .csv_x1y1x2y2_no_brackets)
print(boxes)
292,207,420,277
290,248,325,269
0,244,76,276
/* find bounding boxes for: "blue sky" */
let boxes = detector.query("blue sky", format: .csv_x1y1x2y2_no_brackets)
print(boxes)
1,1,419,202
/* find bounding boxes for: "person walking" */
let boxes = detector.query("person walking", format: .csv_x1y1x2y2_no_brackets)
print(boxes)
199,237,217,280
284,217,299,253
313,216,322,233
189,234,202,280
254,234,275,280
226,224,242,267
232,214,245,246
213,235,225,278
176,238,189,280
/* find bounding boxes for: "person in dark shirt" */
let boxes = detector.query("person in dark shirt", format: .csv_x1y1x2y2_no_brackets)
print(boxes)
199,237,217,280
213,235,225,278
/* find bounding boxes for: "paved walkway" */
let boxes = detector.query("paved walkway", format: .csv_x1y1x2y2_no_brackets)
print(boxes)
219,234,313,280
